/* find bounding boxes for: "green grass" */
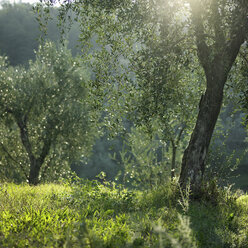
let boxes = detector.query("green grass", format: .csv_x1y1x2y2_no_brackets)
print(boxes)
0,180,248,247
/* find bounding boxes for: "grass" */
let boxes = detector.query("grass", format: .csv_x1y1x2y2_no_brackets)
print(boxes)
0,180,248,247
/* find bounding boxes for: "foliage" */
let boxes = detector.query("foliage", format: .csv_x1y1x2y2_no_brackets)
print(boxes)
115,126,171,189
205,114,246,187
38,0,199,131
1,1,246,189
1,181,248,247
0,42,96,184
231,43,248,129
37,0,207,187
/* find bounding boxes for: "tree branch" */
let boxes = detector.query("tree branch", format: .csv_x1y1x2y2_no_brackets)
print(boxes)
38,137,52,166
176,124,186,146
211,0,225,51
189,0,211,74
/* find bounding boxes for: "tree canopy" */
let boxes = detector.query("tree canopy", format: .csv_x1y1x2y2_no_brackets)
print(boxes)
0,42,96,184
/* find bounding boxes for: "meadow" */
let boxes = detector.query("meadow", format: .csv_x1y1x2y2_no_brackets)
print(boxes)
1,179,248,248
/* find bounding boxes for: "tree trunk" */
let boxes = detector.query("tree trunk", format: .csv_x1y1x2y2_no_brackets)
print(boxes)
170,125,185,180
28,157,42,185
179,80,225,195
16,117,51,185
171,141,176,179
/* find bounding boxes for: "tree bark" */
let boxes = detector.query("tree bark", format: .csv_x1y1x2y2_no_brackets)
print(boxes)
179,55,245,195
27,139,52,185
179,78,225,194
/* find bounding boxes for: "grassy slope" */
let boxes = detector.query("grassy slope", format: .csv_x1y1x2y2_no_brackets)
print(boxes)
0,181,248,248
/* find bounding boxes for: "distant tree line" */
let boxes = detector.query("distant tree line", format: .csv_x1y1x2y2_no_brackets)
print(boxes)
0,2,81,66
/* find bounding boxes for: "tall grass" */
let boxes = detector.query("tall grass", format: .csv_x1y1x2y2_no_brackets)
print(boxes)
0,180,248,247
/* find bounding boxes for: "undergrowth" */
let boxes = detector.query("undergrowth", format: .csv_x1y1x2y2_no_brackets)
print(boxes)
0,180,248,247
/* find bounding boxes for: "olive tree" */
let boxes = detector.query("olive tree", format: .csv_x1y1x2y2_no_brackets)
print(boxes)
178,0,247,193
0,42,95,185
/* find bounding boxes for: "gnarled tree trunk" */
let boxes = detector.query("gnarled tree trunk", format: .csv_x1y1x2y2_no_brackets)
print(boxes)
179,75,226,194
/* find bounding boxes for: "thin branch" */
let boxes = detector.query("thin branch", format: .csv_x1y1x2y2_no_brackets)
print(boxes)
170,137,175,149
176,124,186,146
24,96,35,117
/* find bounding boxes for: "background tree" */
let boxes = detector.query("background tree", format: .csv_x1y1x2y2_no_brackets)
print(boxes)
0,42,95,185
0,3,39,65
0,2,127,182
